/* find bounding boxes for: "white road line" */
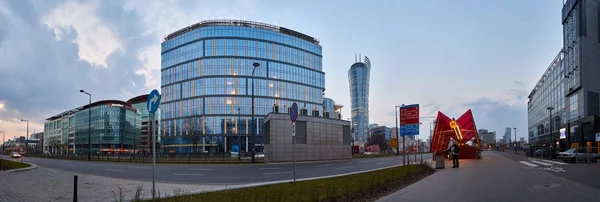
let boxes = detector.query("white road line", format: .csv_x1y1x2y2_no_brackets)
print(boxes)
519,161,539,167
65,164,77,167
531,161,553,166
540,159,567,165
187,168,214,171
127,166,149,169
336,166,353,170
262,172,292,175
105,169,126,172
317,164,334,167
258,167,281,170
173,173,205,176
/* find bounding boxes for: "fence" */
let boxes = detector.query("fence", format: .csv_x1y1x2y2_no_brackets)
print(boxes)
26,152,264,164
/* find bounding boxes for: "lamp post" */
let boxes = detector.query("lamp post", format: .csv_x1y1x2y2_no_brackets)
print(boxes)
394,105,400,156
237,107,241,160
20,119,28,154
514,127,517,154
80,90,92,161
251,62,260,164
547,107,554,159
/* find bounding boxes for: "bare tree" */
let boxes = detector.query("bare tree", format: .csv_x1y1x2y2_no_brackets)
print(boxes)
185,117,203,154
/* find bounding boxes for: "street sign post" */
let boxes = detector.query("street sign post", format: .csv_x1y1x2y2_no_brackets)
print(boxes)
400,104,420,165
147,89,161,202
291,103,298,182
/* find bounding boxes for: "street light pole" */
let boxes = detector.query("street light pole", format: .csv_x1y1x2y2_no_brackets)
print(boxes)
80,90,92,161
20,119,28,154
251,62,260,164
547,107,554,159
394,105,400,156
237,107,241,160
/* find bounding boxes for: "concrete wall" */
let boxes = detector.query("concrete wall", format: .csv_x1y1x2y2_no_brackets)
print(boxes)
264,113,352,163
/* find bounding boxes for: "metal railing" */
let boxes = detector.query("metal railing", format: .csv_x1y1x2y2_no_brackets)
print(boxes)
26,152,264,164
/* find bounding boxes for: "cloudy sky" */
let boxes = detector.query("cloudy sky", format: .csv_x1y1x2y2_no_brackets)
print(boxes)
0,0,563,141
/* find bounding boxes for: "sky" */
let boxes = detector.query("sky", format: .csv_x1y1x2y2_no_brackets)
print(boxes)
0,0,565,142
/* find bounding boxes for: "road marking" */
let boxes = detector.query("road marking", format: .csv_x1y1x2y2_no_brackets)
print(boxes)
66,164,77,167
127,166,149,169
187,168,214,171
519,161,539,167
258,167,281,170
173,173,205,176
540,159,567,165
336,166,353,170
262,172,292,175
317,164,334,167
538,166,566,173
105,169,126,172
531,161,553,166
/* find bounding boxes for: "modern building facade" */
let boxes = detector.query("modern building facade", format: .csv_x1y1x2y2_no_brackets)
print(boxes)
348,55,371,145
560,0,600,152
44,100,142,154
528,50,566,146
478,129,496,147
127,94,161,152
160,19,325,153
323,98,336,119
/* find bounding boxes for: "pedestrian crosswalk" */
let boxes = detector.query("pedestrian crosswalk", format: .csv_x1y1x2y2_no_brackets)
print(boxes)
519,159,567,167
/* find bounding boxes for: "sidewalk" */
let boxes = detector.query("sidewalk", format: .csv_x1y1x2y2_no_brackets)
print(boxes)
377,151,600,202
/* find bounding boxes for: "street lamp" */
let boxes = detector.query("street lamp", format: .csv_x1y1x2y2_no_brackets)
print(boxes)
394,105,401,156
80,90,92,161
547,107,554,159
237,107,241,160
251,62,260,164
21,119,28,154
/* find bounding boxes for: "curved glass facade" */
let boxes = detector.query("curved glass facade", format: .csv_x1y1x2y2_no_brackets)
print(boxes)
161,20,324,153
348,56,371,145
323,98,335,119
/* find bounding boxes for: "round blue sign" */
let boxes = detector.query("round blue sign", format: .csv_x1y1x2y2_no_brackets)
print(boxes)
290,103,299,122
147,89,161,114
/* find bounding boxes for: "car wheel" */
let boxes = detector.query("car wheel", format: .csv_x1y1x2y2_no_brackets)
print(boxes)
570,157,576,163
593,157,598,163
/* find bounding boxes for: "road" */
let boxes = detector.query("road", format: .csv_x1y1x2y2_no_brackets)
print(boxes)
495,151,600,190
14,153,432,184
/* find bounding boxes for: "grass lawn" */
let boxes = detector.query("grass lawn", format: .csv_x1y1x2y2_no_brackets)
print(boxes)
147,164,435,202
0,159,31,171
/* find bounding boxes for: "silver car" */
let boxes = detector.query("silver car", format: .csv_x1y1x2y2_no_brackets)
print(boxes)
558,148,598,163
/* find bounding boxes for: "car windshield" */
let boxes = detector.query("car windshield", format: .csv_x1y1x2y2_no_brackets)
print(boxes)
564,148,576,153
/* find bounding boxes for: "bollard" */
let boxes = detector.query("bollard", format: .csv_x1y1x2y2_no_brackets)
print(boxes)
73,175,78,202
414,155,417,164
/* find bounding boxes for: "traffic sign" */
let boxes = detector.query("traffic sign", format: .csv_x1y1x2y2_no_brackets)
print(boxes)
290,103,299,122
147,89,161,113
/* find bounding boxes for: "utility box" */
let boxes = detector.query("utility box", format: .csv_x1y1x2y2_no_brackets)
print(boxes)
435,152,445,169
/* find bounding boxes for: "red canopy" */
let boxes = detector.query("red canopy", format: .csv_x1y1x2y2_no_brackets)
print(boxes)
430,109,482,152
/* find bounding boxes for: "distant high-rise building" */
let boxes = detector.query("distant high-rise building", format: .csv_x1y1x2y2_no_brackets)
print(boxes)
478,129,496,146
505,127,512,144
348,54,371,145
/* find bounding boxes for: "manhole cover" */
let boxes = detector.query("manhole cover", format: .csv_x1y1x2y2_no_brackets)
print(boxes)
529,182,565,190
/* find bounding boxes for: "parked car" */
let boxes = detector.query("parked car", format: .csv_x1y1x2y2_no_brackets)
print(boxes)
533,148,551,158
10,152,21,158
558,148,598,163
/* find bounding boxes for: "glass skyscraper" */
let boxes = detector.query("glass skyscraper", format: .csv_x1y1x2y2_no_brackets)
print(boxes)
348,55,371,145
160,20,325,153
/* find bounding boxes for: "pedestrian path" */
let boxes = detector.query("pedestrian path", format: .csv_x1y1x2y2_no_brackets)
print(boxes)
518,159,567,167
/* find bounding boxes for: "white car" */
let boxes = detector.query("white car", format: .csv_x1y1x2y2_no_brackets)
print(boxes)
10,152,21,158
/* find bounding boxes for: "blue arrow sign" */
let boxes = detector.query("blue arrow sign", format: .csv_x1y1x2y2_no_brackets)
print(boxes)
147,89,161,114
290,103,299,122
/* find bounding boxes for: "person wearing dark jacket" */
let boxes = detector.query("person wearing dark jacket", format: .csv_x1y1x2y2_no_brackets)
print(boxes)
449,142,460,168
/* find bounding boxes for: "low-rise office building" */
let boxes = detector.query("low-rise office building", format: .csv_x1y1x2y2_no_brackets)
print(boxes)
263,113,352,163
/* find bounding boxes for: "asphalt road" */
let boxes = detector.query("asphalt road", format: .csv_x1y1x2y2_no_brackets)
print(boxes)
9,154,432,184
495,151,600,190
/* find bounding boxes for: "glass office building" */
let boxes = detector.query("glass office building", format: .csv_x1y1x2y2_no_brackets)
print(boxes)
127,95,161,152
323,98,335,119
160,19,325,153
348,55,371,145
45,100,141,154
527,50,566,146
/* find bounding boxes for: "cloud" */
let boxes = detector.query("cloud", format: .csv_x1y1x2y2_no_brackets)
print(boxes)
453,98,527,140
514,80,525,86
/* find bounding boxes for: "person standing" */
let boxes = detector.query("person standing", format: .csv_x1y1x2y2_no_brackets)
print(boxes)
450,142,460,168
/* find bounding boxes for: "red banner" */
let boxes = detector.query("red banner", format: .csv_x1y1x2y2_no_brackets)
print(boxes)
400,104,419,125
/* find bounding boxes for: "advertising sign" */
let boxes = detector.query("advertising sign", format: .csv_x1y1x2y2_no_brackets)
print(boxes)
596,133,600,142
559,128,566,139
400,104,419,136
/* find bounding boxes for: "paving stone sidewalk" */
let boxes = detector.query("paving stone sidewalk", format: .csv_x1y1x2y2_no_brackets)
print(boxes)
0,167,227,202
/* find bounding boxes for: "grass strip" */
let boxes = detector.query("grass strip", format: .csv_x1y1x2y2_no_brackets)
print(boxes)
0,159,31,171
150,164,435,202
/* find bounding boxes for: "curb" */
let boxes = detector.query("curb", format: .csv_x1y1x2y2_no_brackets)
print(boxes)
1,160,38,173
